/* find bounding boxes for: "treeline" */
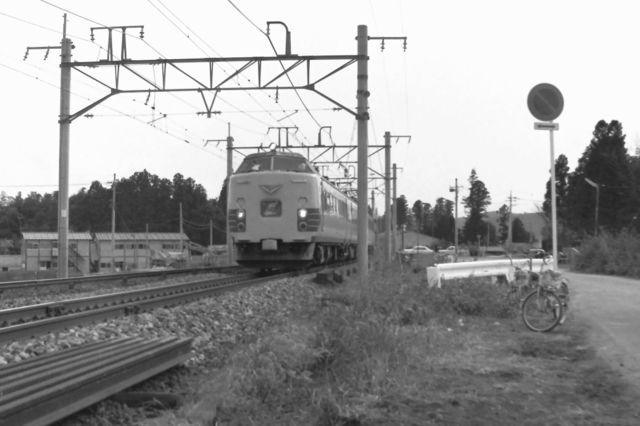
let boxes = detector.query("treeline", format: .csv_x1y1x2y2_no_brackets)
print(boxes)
542,120,640,248
0,170,228,247
390,119,640,249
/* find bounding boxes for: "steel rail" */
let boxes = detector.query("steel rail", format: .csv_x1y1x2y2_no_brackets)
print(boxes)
0,272,262,328
0,265,239,291
0,262,355,345
0,337,192,426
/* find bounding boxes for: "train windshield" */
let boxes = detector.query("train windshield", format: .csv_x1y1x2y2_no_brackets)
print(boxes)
235,157,272,173
235,155,315,174
273,157,314,173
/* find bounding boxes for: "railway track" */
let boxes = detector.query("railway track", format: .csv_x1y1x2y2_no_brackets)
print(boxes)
0,262,355,345
0,265,240,292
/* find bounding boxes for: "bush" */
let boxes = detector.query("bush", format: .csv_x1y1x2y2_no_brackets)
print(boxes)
573,231,640,278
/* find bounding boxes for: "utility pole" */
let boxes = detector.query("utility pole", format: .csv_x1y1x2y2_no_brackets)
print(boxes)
356,25,369,277
487,220,490,250
179,202,184,267
392,163,398,255
384,131,391,262
111,174,116,273
449,178,461,260
24,15,72,278
226,123,234,266
585,178,600,237
506,192,517,252
209,219,213,246
24,16,73,277
146,223,150,269
205,124,234,265
371,190,375,218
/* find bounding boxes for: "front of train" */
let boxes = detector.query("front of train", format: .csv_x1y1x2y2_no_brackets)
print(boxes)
228,150,321,269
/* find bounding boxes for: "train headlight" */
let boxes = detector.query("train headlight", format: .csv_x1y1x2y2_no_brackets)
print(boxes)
237,209,246,219
298,208,308,219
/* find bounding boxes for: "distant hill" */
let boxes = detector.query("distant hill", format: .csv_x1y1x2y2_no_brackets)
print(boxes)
455,212,546,242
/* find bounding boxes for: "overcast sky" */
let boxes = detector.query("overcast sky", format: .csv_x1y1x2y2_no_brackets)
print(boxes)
2,0,640,216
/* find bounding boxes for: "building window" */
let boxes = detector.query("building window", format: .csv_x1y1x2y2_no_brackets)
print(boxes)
138,244,148,249
70,243,78,250
115,244,124,250
162,243,179,250
126,243,137,250
39,261,51,270
27,242,39,249
100,262,111,269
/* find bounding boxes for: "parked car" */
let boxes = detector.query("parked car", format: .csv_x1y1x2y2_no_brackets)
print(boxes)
439,246,456,254
401,246,433,255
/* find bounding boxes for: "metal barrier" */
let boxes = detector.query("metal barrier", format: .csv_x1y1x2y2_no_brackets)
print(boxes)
426,258,552,287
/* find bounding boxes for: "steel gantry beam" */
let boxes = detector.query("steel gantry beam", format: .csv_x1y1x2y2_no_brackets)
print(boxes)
62,54,363,124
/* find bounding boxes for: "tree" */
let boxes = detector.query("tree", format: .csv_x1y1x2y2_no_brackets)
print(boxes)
543,154,570,219
395,195,410,230
462,169,492,243
565,120,633,234
498,204,509,243
511,218,530,243
412,200,430,233
433,197,455,241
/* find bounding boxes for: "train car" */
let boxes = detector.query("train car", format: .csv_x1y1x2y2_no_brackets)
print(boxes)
228,150,375,269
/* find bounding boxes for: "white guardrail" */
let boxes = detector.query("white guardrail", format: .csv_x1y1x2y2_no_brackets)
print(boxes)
426,258,553,288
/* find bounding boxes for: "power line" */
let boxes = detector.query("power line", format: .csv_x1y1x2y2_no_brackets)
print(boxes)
0,10,93,43
1,59,224,159
149,0,310,141
227,0,323,136
227,0,267,36
40,0,266,140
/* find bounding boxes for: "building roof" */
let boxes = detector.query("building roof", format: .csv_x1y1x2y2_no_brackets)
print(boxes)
22,232,189,242
93,232,189,241
22,232,93,240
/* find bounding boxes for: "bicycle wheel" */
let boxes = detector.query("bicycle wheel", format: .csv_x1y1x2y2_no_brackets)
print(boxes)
522,290,563,332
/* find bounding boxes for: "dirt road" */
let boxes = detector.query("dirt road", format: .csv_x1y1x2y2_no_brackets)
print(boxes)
564,270,640,388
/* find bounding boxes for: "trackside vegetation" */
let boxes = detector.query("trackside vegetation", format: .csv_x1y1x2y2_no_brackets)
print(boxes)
163,265,640,426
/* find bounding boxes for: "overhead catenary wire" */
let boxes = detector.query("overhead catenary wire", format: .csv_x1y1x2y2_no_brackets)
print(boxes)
0,60,224,160
40,0,273,142
149,0,291,132
227,0,323,141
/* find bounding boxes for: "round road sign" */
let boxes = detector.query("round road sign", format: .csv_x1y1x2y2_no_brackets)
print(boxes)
527,83,564,121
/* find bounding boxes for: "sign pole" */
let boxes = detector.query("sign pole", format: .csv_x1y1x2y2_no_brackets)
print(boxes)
549,122,558,270
527,82,564,270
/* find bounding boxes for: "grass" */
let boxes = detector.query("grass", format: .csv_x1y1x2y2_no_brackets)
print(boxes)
161,265,640,425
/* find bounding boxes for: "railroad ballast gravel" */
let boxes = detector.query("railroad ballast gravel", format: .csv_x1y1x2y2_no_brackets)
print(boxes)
0,275,322,368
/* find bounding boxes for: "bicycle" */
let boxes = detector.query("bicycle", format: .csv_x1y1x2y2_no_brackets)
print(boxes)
521,269,569,332
504,268,534,309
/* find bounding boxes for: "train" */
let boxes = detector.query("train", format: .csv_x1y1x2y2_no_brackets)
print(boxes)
227,149,375,269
